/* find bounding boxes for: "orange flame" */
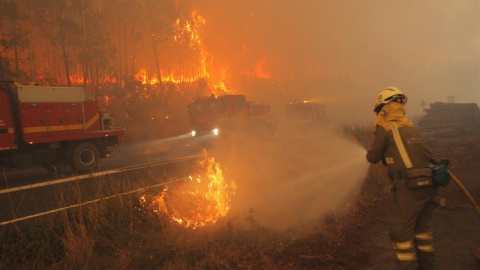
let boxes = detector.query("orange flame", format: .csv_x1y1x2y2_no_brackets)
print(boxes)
134,10,232,95
174,9,209,79
254,58,270,79
151,153,236,229
103,95,113,105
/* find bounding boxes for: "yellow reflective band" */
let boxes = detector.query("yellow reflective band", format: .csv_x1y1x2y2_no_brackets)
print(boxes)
85,114,99,128
392,241,414,250
396,252,417,261
391,123,413,168
417,244,434,252
23,114,99,134
415,232,433,240
24,126,47,133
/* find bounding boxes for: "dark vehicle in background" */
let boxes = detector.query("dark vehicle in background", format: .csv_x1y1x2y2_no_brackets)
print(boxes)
187,94,276,139
287,101,327,123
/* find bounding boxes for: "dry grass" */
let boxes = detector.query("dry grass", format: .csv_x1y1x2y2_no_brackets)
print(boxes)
0,123,390,269
339,122,374,149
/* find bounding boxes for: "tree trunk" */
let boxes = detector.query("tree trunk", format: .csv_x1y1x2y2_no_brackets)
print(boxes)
60,24,71,86
10,0,20,77
80,0,89,87
131,36,136,79
123,21,128,81
0,21,7,78
151,33,163,86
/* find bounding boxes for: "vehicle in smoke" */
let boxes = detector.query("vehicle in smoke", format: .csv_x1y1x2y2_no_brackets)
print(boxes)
286,100,327,123
247,102,277,137
187,94,276,140
0,81,125,172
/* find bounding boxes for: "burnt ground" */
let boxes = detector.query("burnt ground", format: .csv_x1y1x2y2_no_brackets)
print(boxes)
361,135,480,270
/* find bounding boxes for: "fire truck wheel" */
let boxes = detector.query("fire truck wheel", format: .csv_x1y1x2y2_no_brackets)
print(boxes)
70,142,100,173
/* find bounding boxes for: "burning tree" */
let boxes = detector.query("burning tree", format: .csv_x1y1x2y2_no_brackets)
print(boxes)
0,1,278,142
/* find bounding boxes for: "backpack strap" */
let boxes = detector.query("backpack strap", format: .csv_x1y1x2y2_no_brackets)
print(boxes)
390,122,413,169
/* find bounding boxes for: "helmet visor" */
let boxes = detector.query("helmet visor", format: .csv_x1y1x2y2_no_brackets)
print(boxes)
373,94,407,113
384,94,405,103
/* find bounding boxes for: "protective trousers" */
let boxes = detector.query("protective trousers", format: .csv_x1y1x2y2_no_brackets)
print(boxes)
388,179,437,270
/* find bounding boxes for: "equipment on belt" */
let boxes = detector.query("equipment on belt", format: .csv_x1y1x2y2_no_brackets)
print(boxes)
428,159,450,187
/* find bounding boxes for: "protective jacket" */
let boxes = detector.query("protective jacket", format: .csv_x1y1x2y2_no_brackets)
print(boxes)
367,101,437,270
367,102,432,177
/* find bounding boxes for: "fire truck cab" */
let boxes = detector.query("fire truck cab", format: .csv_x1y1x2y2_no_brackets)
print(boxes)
187,95,248,137
187,94,275,138
0,81,125,172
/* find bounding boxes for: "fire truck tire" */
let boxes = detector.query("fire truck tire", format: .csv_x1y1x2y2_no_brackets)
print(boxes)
70,142,101,173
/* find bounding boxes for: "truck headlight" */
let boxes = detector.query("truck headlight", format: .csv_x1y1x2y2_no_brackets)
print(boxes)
212,128,219,136
191,130,197,137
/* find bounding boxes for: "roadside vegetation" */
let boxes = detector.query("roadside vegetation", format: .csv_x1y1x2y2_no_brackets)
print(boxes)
0,123,390,270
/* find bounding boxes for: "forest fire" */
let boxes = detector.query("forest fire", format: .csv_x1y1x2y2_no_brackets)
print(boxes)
134,68,197,85
174,9,208,79
132,9,232,94
143,153,236,229
1,1,270,95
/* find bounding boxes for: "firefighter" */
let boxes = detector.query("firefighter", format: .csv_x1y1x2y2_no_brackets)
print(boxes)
366,87,437,270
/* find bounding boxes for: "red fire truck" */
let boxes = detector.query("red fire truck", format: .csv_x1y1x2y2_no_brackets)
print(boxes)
187,94,275,138
0,81,125,172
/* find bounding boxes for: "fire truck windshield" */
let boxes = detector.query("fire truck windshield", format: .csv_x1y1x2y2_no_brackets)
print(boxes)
188,99,217,117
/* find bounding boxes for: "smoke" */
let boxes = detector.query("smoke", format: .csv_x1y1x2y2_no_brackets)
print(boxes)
175,0,480,122
219,124,369,230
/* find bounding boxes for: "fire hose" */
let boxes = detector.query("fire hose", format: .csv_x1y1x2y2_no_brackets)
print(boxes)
448,170,480,217
447,170,480,262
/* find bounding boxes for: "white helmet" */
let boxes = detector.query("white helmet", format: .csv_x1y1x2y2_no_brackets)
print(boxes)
373,86,407,113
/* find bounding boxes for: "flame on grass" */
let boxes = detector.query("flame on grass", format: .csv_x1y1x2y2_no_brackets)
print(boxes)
152,153,236,229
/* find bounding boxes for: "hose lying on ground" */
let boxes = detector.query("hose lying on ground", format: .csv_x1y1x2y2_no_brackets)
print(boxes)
447,170,480,262
448,170,480,217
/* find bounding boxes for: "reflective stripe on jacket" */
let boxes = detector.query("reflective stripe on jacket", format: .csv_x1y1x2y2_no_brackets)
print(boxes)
366,125,432,175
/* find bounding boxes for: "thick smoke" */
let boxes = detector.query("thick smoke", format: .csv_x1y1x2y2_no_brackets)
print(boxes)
176,0,479,122
218,125,369,230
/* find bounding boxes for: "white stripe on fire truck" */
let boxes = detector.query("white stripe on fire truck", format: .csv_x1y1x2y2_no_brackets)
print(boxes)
23,114,99,133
